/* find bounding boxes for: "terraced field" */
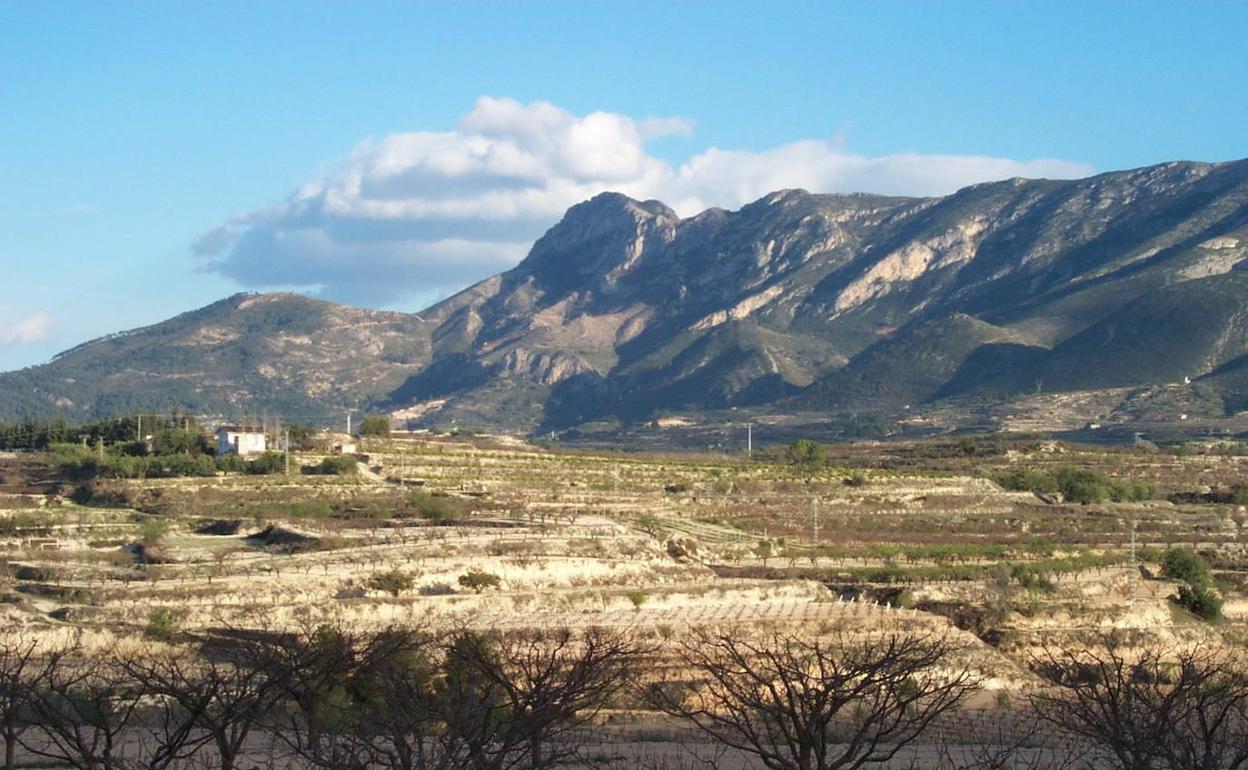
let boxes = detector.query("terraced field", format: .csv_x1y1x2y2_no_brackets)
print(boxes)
2,434,1247,766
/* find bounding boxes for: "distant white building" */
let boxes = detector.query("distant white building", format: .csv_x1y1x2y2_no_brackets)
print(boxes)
217,426,268,456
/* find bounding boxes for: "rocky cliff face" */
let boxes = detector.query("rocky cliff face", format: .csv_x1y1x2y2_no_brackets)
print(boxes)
393,158,1248,430
5,158,1248,432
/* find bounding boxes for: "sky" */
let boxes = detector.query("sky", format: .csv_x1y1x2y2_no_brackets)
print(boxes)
1,1,1247,372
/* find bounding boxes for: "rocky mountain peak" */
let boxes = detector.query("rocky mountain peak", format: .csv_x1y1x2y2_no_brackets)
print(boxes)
514,192,678,294
8,157,1248,435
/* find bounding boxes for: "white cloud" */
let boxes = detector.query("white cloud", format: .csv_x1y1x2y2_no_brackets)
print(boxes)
195,96,1093,306
0,312,53,346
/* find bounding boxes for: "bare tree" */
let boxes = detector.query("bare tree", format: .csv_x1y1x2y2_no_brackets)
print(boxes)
439,626,647,770
1030,632,1248,770
650,628,978,770
0,634,43,770
20,642,203,770
122,639,285,770
329,626,450,770
225,621,363,768
934,706,1079,770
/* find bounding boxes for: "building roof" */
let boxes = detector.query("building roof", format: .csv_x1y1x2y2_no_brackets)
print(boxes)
218,426,266,434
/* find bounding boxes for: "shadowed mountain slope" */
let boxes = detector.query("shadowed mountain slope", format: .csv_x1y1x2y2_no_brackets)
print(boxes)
4,158,1248,431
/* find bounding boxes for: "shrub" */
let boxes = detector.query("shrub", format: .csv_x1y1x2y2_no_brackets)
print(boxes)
628,590,649,610
137,517,169,547
843,471,868,487
635,513,662,536
753,540,774,565
1053,467,1111,504
458,569,501,593
1176,583,1222,621
785,439,825,469
1162,548,1221,622
407,490,459,521
1010,564,1056,592
144,607,180,640
367,569,414,597
214,454,248,473
316,456,358,476
994,469,1059,495
1162,548,1210,586
150,428,209,456
288,501,334,518
359,415,392,438
1109,479,1155,502
249,451,287,475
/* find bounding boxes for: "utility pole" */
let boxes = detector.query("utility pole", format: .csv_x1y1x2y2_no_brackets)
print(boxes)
135,415,142,443
812,496,820,545
1130,517,1138,606
346,411,352,436
284,430,291,476
747,423,753,457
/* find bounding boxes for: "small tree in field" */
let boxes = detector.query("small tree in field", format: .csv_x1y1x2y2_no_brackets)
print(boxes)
359,415,392,438
368,569,415,598
785,439,825,470
458,569,501,594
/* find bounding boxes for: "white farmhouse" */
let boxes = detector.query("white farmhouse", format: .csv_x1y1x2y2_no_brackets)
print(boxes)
216,426,268,456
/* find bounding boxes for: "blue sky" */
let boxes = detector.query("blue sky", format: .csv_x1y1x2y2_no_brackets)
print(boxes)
1,1,1246,371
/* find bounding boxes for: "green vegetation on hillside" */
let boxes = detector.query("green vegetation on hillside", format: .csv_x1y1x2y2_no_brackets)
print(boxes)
994,466,1155,503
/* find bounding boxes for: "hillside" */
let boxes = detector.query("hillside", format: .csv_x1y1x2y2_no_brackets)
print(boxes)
4,157,1248,433
0,294,432,421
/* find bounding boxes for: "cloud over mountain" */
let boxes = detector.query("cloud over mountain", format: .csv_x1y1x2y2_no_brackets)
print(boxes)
194,97,1092,305
0,312,53,346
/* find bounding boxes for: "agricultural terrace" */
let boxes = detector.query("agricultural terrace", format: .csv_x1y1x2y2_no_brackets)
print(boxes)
2,432,1247,682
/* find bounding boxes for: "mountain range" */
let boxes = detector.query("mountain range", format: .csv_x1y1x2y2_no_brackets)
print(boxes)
5,157,1248,436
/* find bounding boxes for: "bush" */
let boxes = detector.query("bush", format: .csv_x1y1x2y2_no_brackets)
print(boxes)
1054,467,1111,504
214,454,247,473
287,501,334,518
1176,583,1222,621
359,415,392,438
367,569,414,597
150,428,209,456
1162,548,1210,586
996,466,1147,504
843,471,868,487
785,439,825,469
249,451,287,475
316,456,358,476
407,490,460,521
1109,479,1155,502
144,607,181,640
1010,564,1056,592
137,517,169,546
994,469,1059,495
1162,548,1221,622
458,569,501,593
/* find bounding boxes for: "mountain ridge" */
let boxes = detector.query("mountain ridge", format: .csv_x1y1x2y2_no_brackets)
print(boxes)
5,157,1248,434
